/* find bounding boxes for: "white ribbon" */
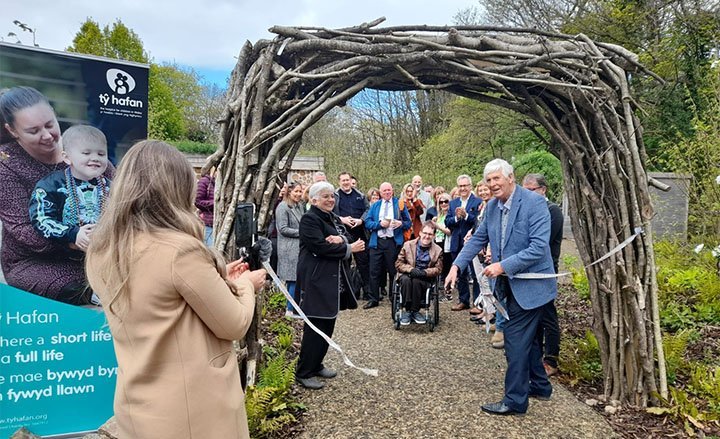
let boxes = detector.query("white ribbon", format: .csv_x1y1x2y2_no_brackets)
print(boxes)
262,260,379,377
512,227,644,280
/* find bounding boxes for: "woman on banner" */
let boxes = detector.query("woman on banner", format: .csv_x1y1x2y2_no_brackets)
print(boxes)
295,181,365,390
0,86,110,304
86,140,266,439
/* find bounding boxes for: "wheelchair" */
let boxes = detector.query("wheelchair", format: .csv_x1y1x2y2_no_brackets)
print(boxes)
391,274,440,332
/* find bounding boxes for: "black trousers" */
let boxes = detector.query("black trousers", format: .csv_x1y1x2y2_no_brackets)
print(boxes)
541,300,560,368
398,274,431,312
368,237,400,302
296,317,336,379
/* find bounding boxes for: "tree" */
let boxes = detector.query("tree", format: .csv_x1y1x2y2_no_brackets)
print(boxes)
68,19,148,63
68,19,224,142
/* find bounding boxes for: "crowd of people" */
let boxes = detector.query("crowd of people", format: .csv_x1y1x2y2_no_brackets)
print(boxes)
1,84,566,432
273,167,565,412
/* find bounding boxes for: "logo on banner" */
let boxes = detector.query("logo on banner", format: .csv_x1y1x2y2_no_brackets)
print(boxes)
106,68,136,95
98,68,143,115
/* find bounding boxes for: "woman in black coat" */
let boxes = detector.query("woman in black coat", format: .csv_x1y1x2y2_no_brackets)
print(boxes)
295,181,365,390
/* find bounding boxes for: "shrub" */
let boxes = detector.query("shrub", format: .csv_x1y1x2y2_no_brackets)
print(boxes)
560,330,603,384
246,352,303,438
562,255,590,301
169,139,217,155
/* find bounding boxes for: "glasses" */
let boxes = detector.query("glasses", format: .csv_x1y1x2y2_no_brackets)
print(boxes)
525,186,543,192
458,184,471,188
439,200,449,204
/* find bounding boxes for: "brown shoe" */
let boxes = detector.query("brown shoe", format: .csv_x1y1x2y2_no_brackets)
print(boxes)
469,307,483,315
543,362,559,377
451,303,469,311
491,331,504,349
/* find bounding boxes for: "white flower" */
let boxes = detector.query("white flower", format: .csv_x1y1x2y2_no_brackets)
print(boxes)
694,243,705,253
712,246,720,259
716,175,720,185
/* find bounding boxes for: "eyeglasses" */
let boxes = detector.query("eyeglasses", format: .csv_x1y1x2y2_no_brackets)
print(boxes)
458,184,471,188
439,200,449,204
525,186,543,192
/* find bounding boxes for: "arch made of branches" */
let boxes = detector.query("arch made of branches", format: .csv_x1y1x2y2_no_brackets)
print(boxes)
205,18,667,405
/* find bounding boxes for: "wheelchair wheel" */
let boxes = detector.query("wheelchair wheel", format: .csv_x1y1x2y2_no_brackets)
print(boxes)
434,290,440,325
391,287,402,329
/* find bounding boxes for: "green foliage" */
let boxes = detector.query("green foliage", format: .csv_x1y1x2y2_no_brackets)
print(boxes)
67,18,148,63
559,330,603,385
265,289,287,312
655,240,720,332
246,352,303,438
562,255,590,301
269,320,293,338
415,97,547,188
511,150,563,203
169,139,217,155
687,364,720,414
662,330,694,383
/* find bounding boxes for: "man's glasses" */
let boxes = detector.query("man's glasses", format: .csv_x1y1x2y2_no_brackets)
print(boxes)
526,186,543,192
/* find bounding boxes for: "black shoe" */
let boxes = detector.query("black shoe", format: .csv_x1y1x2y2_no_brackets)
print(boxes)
363,301,379,309
315,367,337,379
481,402,525,416
296,376,324,390
380,287,387,297
529,392,551,401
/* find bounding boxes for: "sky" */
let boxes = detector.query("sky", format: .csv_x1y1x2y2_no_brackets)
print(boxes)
3,0,478,87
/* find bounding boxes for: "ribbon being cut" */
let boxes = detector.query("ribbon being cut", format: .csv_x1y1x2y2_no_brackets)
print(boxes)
262,260,379,377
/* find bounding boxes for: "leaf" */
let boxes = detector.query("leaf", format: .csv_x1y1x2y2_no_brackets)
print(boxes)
646,407,673,415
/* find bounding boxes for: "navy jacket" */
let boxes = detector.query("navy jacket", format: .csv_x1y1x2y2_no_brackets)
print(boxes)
445,193,482,253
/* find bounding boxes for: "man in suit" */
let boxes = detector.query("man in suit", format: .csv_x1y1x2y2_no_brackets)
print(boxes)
364,182,411,309
446,159,556,416
445,174,482,310
522,173,564,377
335,172,370,297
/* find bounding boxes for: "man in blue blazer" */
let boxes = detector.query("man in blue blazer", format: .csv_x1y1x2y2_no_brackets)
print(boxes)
364,182,411,309
445,174,482,310
446,159,557,416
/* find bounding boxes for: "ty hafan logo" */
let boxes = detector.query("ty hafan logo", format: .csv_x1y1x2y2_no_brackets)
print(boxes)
106,68,136,95
99,68,143,108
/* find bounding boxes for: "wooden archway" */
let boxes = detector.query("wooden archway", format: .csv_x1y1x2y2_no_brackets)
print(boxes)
205,18,667,405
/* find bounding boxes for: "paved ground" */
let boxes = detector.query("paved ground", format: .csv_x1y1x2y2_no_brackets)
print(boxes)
296,291,616,439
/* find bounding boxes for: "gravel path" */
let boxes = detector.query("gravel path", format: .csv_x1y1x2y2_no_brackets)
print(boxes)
297,298,616,439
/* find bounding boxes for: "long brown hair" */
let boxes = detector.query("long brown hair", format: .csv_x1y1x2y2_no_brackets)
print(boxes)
87,140,229,316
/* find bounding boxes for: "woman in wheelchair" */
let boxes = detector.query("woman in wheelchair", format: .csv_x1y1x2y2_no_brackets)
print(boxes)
395,222,443,325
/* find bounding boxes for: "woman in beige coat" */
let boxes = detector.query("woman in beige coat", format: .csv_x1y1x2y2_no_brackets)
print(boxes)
86,140,265,439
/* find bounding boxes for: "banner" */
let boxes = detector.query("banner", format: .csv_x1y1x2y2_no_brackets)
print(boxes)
0,284,117,437
0,42,149,163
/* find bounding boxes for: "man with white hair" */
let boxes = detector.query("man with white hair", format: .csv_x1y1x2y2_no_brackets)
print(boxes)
363,182,411,309
445,174,482,311
313,171,327,183
412,175,433,222
446,159,557,416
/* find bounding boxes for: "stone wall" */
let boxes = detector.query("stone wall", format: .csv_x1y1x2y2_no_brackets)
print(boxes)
648,172,691,241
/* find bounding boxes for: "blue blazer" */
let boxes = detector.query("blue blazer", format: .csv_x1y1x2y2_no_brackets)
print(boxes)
445,193,482,253
453,185,556,310
365,197,411,248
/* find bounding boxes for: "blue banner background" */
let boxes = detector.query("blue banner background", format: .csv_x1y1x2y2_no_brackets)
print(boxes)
0,283,116,437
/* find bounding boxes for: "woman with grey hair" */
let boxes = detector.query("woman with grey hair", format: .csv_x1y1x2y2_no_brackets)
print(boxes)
295,182,365,389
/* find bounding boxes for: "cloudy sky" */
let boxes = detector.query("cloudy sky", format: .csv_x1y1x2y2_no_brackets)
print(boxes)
3,0,478,86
